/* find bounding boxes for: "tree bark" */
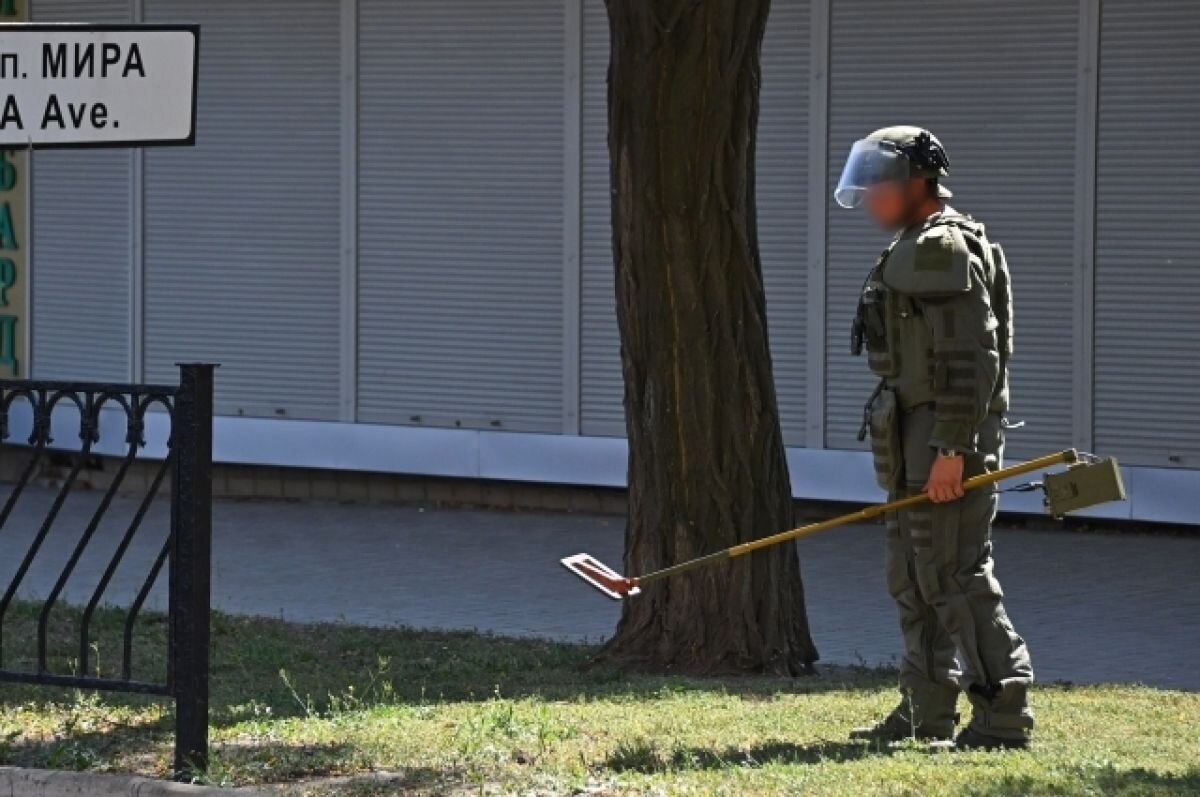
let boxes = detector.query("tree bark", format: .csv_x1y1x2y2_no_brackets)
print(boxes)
600,0,819,675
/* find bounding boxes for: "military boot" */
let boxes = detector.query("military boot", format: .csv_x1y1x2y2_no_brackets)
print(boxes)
849,700,957,744
954,726,1030,751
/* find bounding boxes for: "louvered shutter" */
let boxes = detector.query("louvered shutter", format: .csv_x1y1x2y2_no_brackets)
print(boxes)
356,0,565,433
31,0,132,381
578,0,620,436
1094,0,1200,467
142,0,342,420
580,0,812,440
757,1,811,444
825,0,1080,458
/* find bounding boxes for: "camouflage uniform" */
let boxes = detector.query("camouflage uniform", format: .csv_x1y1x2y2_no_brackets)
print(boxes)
846,127,1033,744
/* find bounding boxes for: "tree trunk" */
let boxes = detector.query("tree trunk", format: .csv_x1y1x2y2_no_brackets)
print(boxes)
600,0,818,675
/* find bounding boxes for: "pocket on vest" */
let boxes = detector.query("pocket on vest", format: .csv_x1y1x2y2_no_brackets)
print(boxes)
868,388,903,492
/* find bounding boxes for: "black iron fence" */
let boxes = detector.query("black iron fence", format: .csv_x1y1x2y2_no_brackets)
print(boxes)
0,363,214,776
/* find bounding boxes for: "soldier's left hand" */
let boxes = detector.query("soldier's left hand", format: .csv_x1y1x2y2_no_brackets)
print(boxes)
924,455,966,503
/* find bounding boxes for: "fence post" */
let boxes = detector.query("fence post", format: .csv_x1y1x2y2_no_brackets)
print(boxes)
170,363,215,778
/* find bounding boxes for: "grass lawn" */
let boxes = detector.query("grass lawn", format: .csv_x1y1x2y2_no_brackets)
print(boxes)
0,603,1195,796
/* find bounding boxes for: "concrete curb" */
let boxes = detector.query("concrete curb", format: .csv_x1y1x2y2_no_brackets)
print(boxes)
0,768,268,797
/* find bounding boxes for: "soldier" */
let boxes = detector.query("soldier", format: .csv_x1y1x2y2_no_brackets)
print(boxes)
836,126,1033,750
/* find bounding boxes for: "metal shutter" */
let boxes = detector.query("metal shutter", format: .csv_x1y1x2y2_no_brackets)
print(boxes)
31,0,132,381
579,0,620,436
757,1,810,444
356,0,565,433
826,0,1079,457
580,0,812,440
142,0,342,420
1094,0,1200,467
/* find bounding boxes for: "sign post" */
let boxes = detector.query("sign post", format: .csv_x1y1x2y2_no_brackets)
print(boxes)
0,15,205,778
0,21,199,376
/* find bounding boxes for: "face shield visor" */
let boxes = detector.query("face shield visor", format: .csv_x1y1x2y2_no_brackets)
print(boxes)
833,139,911,209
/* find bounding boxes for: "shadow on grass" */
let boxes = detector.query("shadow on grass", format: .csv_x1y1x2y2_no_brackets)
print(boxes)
200,612,897,726
204,739,375,785
266,767,457,797
0,602,899,728
1091,767,1200,796
606,738,890,774
0,717,372,787
4,602,1198,794
0,604,895,786
0,712,167,772
608,743,1200,797
968,768,1200,797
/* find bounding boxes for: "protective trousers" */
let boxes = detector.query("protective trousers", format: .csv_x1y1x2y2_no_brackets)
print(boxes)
885,406,1035,740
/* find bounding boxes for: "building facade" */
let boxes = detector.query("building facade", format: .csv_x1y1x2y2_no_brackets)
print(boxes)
17,0,1200,523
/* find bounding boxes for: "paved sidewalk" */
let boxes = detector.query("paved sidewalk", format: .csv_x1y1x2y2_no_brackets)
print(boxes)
2,485,1197,690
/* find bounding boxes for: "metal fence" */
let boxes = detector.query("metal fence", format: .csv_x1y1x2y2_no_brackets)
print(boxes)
0,363,214,776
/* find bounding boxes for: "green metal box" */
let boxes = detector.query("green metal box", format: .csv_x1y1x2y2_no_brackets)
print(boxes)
1043,457,1127,518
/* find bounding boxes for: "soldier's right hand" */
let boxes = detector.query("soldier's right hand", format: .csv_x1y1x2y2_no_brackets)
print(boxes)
924,454,966,503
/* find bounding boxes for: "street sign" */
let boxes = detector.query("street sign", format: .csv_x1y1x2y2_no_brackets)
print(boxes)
0,24,198,148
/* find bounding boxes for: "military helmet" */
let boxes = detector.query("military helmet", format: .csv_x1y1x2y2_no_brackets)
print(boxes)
834,125,953,209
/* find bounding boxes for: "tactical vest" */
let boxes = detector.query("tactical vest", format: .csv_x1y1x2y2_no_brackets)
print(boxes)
852,211,1013,414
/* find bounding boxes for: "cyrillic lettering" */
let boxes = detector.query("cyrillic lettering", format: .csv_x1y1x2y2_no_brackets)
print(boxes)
43,44,66,79
42,42,148,80
0,258,14,306
0,203,18,251
0,315,17,375
0,53,17,79
101,43,120,76
74,43,94,79
0,151,14,191
124,43,145,77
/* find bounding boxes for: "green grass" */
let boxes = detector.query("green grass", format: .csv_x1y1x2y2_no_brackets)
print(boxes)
0,602,1196,796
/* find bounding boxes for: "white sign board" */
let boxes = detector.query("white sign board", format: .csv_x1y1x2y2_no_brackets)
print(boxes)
0,24,198,147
